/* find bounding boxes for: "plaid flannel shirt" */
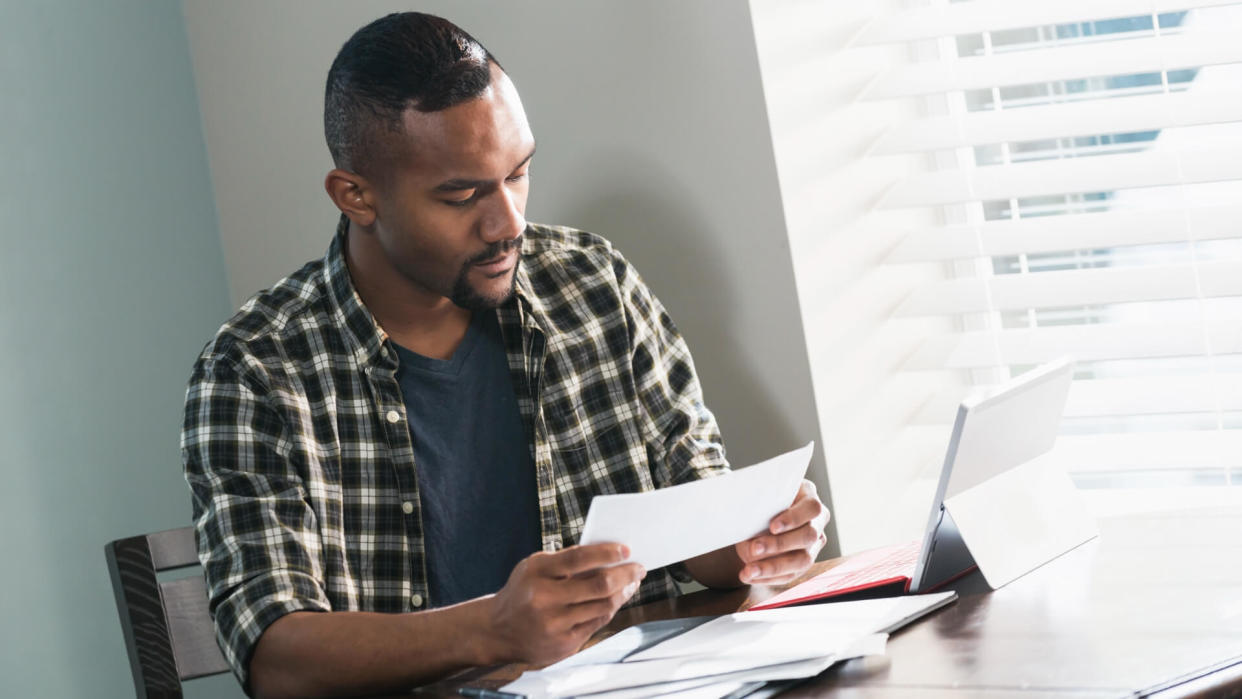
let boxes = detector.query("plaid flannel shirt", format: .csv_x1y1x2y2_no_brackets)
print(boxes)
182,219,730,685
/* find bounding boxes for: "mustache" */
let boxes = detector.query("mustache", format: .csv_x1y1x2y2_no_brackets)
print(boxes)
467,236,523,265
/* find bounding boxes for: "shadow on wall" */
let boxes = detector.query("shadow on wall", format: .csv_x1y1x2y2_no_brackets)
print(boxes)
557,147,805,472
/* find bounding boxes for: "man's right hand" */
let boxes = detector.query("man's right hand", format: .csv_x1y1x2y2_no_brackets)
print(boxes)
248,545,643,698
483,543,646,665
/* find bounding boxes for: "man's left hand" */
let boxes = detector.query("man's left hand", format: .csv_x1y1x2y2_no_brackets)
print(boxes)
735,480,830,585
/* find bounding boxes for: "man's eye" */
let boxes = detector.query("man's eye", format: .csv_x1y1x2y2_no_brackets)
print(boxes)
506,172,529,183
443,196,475,208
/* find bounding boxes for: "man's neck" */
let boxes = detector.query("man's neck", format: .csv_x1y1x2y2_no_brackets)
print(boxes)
343,224,472,361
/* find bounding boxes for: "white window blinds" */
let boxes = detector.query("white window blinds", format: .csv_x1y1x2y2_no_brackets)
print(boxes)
866,0,1242,494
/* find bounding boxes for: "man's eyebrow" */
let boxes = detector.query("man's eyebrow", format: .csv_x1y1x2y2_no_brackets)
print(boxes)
434,178,489,192
515,145,537,170
433,145,537,192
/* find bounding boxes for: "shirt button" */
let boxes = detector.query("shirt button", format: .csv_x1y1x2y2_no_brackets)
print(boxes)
411,593,424,608
401,501,414,515
386,410,401,424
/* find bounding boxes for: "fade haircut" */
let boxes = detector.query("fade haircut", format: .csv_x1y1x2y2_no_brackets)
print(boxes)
324,12,498,176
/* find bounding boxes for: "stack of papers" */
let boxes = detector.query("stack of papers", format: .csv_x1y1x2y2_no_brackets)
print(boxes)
501,593,955,698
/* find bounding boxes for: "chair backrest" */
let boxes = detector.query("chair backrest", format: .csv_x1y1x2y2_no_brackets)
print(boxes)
105,526,231,698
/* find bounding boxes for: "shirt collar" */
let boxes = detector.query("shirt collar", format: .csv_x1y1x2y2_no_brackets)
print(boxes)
323,214,390,367
322,215,546,366
513,232,546,321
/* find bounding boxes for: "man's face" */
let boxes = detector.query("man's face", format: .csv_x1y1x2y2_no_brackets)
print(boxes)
367,63,535,310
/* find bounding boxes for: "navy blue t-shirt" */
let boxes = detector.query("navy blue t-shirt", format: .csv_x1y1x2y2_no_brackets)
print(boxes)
393,310,541,608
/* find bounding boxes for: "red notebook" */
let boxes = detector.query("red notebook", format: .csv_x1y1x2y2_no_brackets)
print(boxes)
749,540,924,611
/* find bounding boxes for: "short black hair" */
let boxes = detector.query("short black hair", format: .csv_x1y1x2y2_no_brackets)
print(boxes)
324,12,499,175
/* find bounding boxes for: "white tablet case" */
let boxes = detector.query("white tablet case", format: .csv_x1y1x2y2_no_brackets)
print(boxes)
917,358,1098,591
946,454,1097,589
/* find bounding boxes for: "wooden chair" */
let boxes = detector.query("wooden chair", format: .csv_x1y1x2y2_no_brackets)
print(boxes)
105,526,231,698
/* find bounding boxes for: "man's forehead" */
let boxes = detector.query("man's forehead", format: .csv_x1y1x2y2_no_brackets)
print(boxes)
396,66,533,180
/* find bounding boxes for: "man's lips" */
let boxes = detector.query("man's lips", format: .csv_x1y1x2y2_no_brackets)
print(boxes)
472,249,517,276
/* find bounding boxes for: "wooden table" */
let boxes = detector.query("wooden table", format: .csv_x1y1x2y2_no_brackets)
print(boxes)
425,507,1242,697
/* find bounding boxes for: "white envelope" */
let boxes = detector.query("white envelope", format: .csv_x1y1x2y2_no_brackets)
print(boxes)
578,442,814,570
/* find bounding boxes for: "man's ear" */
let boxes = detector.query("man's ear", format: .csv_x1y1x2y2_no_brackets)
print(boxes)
324,168,378,228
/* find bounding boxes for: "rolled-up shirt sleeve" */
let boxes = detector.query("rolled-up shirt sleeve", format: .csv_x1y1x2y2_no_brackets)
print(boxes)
182,355,331,688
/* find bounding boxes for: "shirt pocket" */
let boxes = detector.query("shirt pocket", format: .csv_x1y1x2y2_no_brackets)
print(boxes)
544,402,591,452
549,419,653,496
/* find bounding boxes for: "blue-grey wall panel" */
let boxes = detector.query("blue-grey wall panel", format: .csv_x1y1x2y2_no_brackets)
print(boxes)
0,1,234,696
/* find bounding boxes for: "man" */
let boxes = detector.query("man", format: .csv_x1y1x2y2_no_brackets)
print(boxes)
183,12,829,698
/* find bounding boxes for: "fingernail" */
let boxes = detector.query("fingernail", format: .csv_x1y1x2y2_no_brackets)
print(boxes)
771,521,786,534
745,565,761,580
618,545,630,559
638,567,647,579
623,581,639,597
753,541,765,556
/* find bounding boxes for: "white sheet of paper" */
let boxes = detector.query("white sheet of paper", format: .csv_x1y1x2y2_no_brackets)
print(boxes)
576,677,750,699
542,624,662,672
628,621,861,665
503,653,838,698
503,633,889,699
656,681,750,699
578,442,814,571
625,595,935,663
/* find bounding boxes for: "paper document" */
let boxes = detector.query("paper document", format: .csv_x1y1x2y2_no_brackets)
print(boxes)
578,442,813,570
501,593,951,698
543,618,712,672
625,594,945,664
503,653,839,698
502,635,886,698
578,678,751,699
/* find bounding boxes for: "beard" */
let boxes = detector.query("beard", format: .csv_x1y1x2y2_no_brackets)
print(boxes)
449,236,523,311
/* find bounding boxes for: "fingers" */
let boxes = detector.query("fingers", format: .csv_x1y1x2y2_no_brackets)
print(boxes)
768,480,830,536
739,521,822,564
739,548,815,585
535,543,631,578
563,577,640,627
737,513,829,585
727,480,832,587
493,547,644,666
553,566,644,636
562,562,646,605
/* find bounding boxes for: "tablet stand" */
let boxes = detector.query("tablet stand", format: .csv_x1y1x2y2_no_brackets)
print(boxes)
944,455,1098,590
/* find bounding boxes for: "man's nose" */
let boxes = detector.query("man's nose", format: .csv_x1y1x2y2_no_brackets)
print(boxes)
481,185,525,243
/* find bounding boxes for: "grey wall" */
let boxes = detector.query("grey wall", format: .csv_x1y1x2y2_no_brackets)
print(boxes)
0,2,234,697
183,0,839,549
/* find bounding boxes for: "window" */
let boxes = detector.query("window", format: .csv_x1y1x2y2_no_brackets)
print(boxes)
865,1,1242,513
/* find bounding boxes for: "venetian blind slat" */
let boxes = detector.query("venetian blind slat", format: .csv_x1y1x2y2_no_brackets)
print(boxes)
893,260,1242,316
862,29,1242,100
873,88,1242,154
855,0,1236,46
887,205,1242,262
